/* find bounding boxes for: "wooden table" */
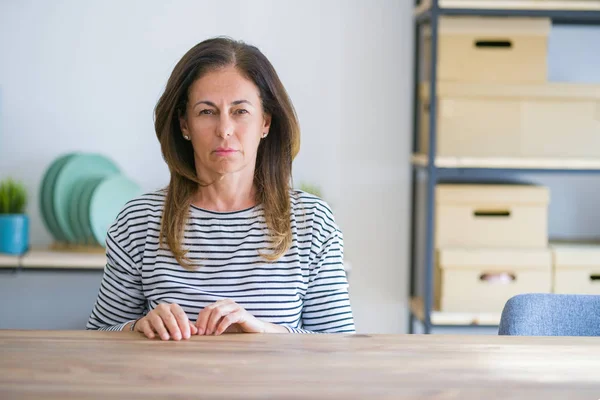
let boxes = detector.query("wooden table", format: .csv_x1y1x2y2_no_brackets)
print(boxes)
1,331,599,399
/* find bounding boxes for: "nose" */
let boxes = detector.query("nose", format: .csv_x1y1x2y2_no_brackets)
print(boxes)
216,113,234,138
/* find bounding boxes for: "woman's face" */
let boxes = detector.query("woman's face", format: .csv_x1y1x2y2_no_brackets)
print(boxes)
180,65,271,181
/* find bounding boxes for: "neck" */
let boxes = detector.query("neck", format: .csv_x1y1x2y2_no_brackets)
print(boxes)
193,170,257,213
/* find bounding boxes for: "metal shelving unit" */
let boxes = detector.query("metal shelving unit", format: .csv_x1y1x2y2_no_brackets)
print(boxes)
409,0,600,334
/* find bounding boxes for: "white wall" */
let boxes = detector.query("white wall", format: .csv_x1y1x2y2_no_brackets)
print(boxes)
0,0,413,333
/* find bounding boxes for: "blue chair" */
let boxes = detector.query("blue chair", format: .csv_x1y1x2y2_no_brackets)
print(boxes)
498,293,600,336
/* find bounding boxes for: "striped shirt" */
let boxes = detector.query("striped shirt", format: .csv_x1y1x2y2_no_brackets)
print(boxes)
86,189,355,334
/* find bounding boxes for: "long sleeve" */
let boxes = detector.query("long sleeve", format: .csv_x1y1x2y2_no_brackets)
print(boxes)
86,229,146,331
285,227,356,334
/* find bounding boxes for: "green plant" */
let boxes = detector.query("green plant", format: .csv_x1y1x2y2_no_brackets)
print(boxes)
0,178,27,214
299,182,322,198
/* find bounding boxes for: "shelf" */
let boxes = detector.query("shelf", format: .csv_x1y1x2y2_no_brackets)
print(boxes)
21,250,107,269
0,248,107,270
415,0,600,23
0,253,21,268
0,248,353,272
410,0,600,334
419,0,600,11
411,154,600,173
410,297,501,326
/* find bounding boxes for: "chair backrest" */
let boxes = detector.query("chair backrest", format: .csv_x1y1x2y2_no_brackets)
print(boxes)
498,293,600,336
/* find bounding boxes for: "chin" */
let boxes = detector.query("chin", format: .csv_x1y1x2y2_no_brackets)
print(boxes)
212,162,244,175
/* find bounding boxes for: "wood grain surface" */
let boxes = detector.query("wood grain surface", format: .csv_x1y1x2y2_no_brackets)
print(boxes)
1,330,599,399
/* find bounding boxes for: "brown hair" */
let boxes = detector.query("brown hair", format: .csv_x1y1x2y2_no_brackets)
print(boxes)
154,37,300,270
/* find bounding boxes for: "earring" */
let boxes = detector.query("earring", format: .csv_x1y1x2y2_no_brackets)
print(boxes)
184,135,190,140
262,132,268,138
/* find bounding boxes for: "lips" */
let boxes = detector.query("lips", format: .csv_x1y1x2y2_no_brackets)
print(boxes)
214,148,237,155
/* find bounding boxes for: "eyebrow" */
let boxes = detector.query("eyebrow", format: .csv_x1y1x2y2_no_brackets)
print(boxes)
192,100,253,108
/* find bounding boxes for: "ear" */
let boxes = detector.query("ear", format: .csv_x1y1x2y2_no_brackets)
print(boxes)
262,113,272,135
179,110,190,137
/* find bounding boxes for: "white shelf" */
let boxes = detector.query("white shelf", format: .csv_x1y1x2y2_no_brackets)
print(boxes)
0,248,106,270
0,253,21,268
412,153,600,170
21,250,107,269
411,297,501,326
416,0,600,12
1,248,352,272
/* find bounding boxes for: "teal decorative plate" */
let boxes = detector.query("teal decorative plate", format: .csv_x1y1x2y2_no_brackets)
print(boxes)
52,154,120,243
78,177,105,246
89,175,142,246
39,153,78,242
67,177,92,245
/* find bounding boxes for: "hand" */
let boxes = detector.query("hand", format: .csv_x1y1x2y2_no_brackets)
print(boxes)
196,299,265,336
134,303,198,341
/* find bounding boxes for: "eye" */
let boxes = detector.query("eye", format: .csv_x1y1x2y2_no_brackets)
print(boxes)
235,109,249,115
199,109,214,115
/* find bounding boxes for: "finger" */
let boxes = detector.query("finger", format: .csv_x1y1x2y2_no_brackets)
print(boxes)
195,306,211,335
149,313,170,341
170,304,191,339
159,308,183,341
215,312,240,336
196,299,234,334
189,322,198,335
139,319,155,340
206,303,239,335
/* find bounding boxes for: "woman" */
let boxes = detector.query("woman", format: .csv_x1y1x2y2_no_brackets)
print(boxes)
86,37,355,340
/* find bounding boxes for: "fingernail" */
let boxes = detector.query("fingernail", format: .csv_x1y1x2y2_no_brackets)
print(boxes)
162,334,169,340
174,333,181,341
198,328,204,335
183,332,190,339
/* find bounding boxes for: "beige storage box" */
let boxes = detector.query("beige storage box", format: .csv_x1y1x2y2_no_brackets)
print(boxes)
435,247,552,313
551,243,600,294
420,82,600,158
436,184,549,248
423,16,550,84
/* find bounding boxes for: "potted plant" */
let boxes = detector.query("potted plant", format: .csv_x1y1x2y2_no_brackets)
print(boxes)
0,178,29,255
